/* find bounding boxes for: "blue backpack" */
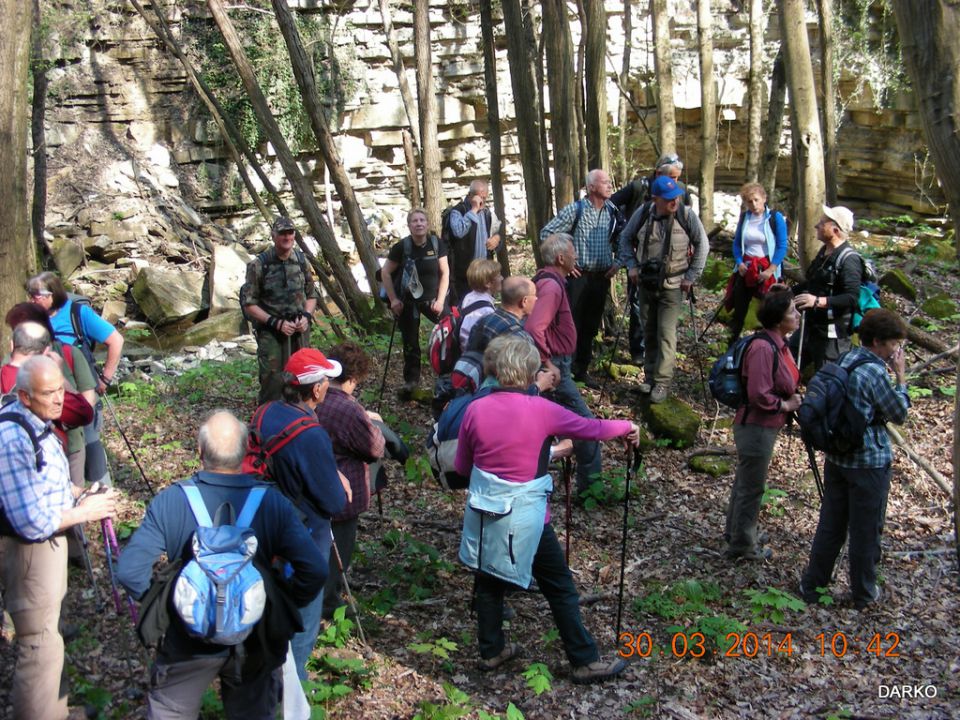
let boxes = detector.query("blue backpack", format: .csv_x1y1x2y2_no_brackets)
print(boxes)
427,385,495,491
708,333,778,410
797,353,881,454
173,480,268,645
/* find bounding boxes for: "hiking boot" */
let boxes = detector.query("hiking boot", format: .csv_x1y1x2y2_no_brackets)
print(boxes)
571,656,628,684
478,642,522,672
398,381,417,400
630,353,644,366
725,546,773,561
650,385,669,403
798,580,819,605
854,585,883,611
637,382,653,395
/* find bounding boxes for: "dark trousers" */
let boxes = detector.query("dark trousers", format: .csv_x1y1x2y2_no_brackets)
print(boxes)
544,355,601,492
567,271,610,378
727,273,754,344
474,524,599,667
627,278,645,360
398,299,442,384
256,327,308,404
801,461,891,607
789,323,850,374
323,517,358,616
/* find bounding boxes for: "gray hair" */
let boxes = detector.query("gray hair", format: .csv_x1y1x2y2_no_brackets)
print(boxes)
585,168,607,188
540,233,573,267
12,322,51,355
487,334,540,388
467,179,489,198
14,355,60,395
198,410,249,472
500,276,535,308
656,153,683,173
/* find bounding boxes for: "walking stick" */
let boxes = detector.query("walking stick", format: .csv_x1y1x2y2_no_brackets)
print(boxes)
796,311,807,373
616,447,642,642
376,315,399,414
100,392,157,497
687,289,709,408
803,441,824,501
330,531,366,646
73,525,104,613
562,458,573,564
101,518,138,623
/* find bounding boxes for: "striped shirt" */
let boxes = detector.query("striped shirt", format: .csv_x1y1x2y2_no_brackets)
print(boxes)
540,199,619,271
826,347,910,469
0,402,72,540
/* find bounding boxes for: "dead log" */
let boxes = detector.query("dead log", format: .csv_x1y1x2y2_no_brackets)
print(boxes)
886,423,951,496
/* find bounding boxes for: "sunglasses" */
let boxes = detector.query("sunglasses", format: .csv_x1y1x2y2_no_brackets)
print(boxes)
30,290,53,298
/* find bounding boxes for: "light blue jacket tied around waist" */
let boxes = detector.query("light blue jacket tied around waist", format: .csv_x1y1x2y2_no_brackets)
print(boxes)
458,468,553,589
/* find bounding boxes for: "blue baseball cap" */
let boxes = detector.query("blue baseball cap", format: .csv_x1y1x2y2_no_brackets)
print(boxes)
651,176,684,200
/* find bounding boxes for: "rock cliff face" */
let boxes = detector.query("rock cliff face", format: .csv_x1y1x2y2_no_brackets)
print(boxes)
36,0,942,334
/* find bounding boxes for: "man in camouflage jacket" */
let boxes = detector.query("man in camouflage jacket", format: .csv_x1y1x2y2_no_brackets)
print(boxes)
241,217,321,403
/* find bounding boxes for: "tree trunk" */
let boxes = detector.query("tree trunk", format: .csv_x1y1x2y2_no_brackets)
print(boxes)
479,0,510,276
818,0,838,205
698,0,717,232
0,0,34,349
954,357,960,572
780,0,825,268
891,0,960,259
502,0,550,265
379,0,421,150
30,0,47,252
651,0,676,155
206,0,369,321
414,0,443,234
528,1,553,204
132,0,350,317
269,0,380,295
402,129,422,208
543,0,579,207
583,0,609,170
758,43,787,200
744,0,764,182
575,0,589,183
616,0,632,184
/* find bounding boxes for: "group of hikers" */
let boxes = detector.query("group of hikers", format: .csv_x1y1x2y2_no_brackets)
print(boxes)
0,155,912,718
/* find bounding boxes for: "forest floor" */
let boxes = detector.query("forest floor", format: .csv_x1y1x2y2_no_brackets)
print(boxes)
1,228,959,719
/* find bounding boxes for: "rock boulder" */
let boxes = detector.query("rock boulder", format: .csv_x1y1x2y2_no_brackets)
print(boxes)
132,266,206,325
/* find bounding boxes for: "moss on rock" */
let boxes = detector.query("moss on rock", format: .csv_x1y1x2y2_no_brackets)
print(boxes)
921,293,958,320
879,268,917,301
639,396,701,449
689,455,732,477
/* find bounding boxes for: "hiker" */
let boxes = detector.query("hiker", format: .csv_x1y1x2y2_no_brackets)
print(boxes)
798,309,910,610
312,342,386,621
241,216,321,404
790,205,862,371
447,180,502,303
526,234,604,497
0,355,117,720
27,271,123,489
611,153,693,365
457,259,501,349
465,276,538,355
456,335,639,683
539,169,624,384
723,288,801,561
117,410,326,719
617,175,708,403
381,207,451,397
726,182,788,347
248,348,349,677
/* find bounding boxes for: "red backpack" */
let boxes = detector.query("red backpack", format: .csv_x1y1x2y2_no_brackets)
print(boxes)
242,402,320,478
428,300,493,375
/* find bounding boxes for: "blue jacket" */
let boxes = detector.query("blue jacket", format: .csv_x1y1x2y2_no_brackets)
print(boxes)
458,468,553,588
117,471,326,661
732,208,788,278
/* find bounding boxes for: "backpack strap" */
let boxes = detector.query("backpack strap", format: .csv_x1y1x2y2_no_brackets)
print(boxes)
262,413,319,458
180,482,214,528
236,487,267,527
461,299,494,316
0,413,46,471
70,302,87,349
569,199,585,237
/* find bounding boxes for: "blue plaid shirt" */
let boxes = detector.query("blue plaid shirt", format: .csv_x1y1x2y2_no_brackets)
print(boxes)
0,402,72,540
466,308,531,354
540,199,618,271
826,347,910,469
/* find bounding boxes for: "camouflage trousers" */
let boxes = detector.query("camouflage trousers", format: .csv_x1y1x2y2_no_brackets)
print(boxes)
256,327,309,404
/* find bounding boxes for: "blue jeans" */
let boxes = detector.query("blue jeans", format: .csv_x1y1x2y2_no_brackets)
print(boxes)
474,524,598,667
546,355,601,493
290,587,324,681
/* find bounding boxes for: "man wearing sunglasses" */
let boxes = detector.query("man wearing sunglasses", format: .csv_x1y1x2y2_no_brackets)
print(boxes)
241,217,321,403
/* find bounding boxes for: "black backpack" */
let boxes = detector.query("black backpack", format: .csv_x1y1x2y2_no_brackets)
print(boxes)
797,352,882,454
708,333,779,410
0,412,48,541
376,235,439,304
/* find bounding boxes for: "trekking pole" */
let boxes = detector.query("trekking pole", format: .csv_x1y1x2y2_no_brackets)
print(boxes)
73,525,104,614
376,315,399,414
796,311,807,373
803,441,824,501
330,531,366,646
562,457,573,564
696,302,723,343
101,518,138,624
100,391,157,497
616,447,642,642
687,289,710,409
